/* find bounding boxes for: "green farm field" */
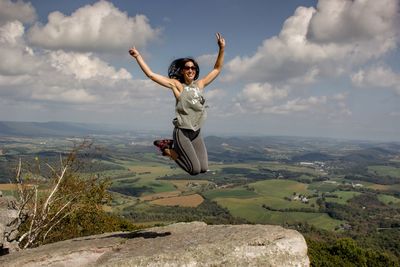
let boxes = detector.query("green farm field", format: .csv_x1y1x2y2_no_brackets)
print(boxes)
2,131,400,264
324,191,361,204
212,197,341,230
377,194,400,206
367,183,400,191
209,161,324,176
368,165,400,178
109,158,185,197
203,187,259,199
308,181,340,192
203,179,342,230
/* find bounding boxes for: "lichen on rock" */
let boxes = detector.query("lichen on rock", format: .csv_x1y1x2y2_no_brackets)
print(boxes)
0,221,309,266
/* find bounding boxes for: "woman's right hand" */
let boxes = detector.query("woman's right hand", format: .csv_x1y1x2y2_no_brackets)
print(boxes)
129,46,140,58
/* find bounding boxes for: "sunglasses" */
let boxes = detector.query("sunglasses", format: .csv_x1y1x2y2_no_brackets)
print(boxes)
183,66,197,71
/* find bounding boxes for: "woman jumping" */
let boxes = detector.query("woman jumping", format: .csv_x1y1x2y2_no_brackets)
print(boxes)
129,33,225,175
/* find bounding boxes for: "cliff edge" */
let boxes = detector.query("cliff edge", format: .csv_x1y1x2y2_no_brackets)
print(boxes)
0,221,309,267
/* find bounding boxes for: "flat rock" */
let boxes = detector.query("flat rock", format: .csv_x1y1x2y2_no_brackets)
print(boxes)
0,221,309,267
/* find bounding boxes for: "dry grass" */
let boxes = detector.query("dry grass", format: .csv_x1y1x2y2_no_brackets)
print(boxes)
0,184,19,190
368,184,390,190
150,194,204,207
140,191,181,201
0,183,36,192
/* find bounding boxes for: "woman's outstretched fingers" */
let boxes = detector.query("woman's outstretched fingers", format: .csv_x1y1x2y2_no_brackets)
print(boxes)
129,46,139,58
216,32,225,48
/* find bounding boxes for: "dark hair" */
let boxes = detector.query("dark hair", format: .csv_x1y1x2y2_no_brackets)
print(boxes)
168,57,199,83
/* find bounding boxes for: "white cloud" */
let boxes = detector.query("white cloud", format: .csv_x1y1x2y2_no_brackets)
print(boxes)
31,87,98,104
351,65,400,94
0,50,161,106
0,20,24,45
27,0,160,53
234,82,289,113
255,94,351,117
204,88,226,100
332,92,348,101
332,92,352,117
240,82,288,104
0,21,39,75
224,0,399,85
0,20,131,81
265,96,327,115
232,81,352,117
0,0,36,26
197,53,216,70
289,67,320,85
307,0,398,44
0,25,163,109
0,58,166,108
49,51,131,80
0,1,170,116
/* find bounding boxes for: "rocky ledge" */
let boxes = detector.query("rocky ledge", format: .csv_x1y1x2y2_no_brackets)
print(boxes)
0,221,309,267
0,192,20,255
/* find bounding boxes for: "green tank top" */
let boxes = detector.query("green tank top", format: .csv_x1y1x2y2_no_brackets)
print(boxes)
173,82,207,131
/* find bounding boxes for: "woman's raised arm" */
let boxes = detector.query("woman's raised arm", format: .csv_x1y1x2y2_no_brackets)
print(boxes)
129,47,180,90
197,33,225,89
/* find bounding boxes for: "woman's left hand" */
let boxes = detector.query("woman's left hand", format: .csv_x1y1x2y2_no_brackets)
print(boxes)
216,33,225,49
129,46,140,58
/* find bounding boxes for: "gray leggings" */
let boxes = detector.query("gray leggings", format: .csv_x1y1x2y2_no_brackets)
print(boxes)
173,127,208,175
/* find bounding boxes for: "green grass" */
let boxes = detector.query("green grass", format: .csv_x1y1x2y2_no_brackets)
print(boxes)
142,180,177,194
108,191,139,212
209,163,258,172
203,180,342,230
298,174,314,182
0,190,14,196
214,197,342,231
368,165,400,178
325,191,361,204
308,181,340,192
86,157,179,195
249,179,310,197
107,158,185,197
209,162,324,177
367,183,400,191
93,169,136,179
377,194,400,206
203,187,259,199
248,180,319,209
256,162,323,176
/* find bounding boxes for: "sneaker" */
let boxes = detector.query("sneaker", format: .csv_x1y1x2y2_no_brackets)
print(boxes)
153,139,173,155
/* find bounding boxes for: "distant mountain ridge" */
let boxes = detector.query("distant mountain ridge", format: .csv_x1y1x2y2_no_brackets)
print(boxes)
0,121,116,137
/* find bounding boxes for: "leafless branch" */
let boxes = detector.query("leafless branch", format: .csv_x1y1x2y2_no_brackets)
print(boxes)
42,165,68,219
43,210,73,242
11,140,105,249
45,163,56,174
48,199,74,224
27,186,38,246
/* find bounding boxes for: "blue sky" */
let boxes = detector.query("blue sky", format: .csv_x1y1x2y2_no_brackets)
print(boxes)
0,0,399,141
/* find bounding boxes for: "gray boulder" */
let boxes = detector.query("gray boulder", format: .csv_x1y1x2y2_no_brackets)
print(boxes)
0,195,20,254
0,221,309,266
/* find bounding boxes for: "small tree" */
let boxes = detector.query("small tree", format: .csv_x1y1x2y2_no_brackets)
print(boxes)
12,141,114,249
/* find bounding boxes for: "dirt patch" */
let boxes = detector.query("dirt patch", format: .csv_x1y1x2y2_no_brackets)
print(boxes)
0,184,19,190
368,184,390,190
140,191,181,201
0,183,35,192
150,194,204,207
